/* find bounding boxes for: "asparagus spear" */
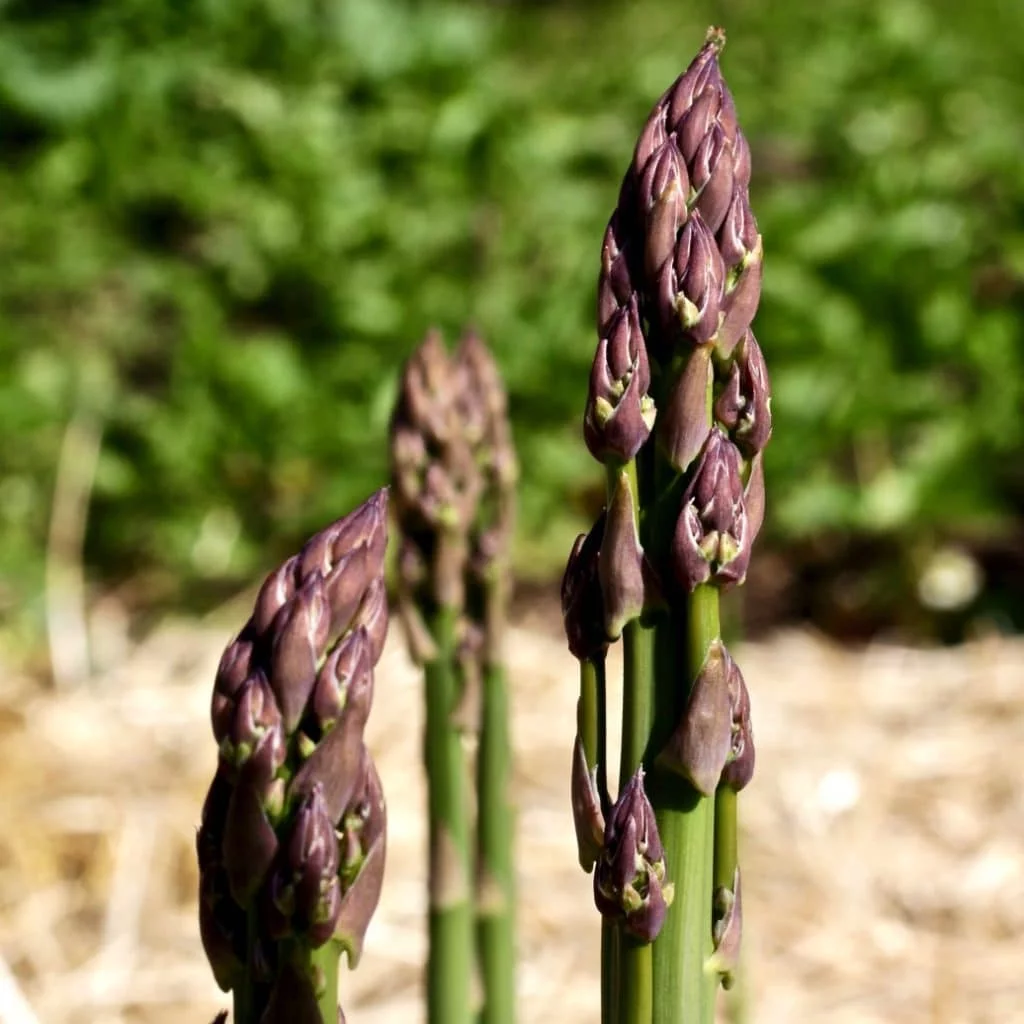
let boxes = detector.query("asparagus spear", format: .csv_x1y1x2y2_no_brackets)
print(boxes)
390,329,518,1024
197,490,390,1024
564,26,770,1024
459,332,518,1024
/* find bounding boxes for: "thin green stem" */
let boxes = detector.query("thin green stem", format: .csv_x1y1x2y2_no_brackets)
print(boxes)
586,654,615,1022
619,620,653,790
715,625,742,1013
476,654,515,1024
425,604,473,1024
616,617,654,1024
312,939,341,1024
596,658,610,810
602,919,619,1024
579,653,612,804
582,652,616,1021
614,458,654,1024
579,660,599,772
713,788,737,898
612,456,652,788
713,786,740,1007
580,656,612,812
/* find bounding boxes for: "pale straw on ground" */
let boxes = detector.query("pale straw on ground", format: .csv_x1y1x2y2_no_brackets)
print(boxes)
0,595,1022,1024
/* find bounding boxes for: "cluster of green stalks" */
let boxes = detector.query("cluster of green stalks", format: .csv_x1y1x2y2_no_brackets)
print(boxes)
196,25,770,1024
563,28,770,1024
390,329,518,1024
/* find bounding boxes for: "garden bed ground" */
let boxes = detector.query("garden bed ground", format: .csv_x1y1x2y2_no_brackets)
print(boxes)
1,596,1022,1024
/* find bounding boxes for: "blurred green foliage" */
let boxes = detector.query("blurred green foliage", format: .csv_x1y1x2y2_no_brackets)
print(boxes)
1,0,1022,634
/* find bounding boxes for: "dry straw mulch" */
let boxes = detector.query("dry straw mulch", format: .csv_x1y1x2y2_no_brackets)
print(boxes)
1,601,1022,1024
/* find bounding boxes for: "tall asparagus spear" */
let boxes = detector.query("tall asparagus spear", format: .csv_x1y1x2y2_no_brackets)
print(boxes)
198,490,390,1024
390,329,518,1024
564,27,769,1024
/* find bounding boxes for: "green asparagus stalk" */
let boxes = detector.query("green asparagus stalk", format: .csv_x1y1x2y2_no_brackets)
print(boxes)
563,27,770,1024
424,601,475,1024
390,329,518,1024
475,623,515,1024
391,331,475,1024
198,490,391,1024
460,332,519,1024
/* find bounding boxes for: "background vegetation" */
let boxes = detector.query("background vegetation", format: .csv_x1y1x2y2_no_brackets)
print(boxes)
2,0,1022,648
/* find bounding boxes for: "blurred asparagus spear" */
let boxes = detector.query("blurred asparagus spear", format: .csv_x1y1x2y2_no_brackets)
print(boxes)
564,27,770,1024
390,329,518,1024
198,491,390,1024
460,331,518,1024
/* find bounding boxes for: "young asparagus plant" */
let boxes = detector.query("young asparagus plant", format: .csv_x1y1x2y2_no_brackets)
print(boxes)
390,329,518,1024
198,491,390,1024
462,332,518,1024
564,27,769,1024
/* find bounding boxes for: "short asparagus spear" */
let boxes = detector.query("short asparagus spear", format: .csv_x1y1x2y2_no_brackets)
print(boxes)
198,491,390,1024
564,27,771,1024
390,329,518,1024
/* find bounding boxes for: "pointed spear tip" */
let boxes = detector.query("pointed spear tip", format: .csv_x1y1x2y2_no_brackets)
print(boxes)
706,25,727,54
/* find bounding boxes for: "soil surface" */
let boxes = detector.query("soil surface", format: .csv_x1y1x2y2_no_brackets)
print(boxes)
1,598,1022,1023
